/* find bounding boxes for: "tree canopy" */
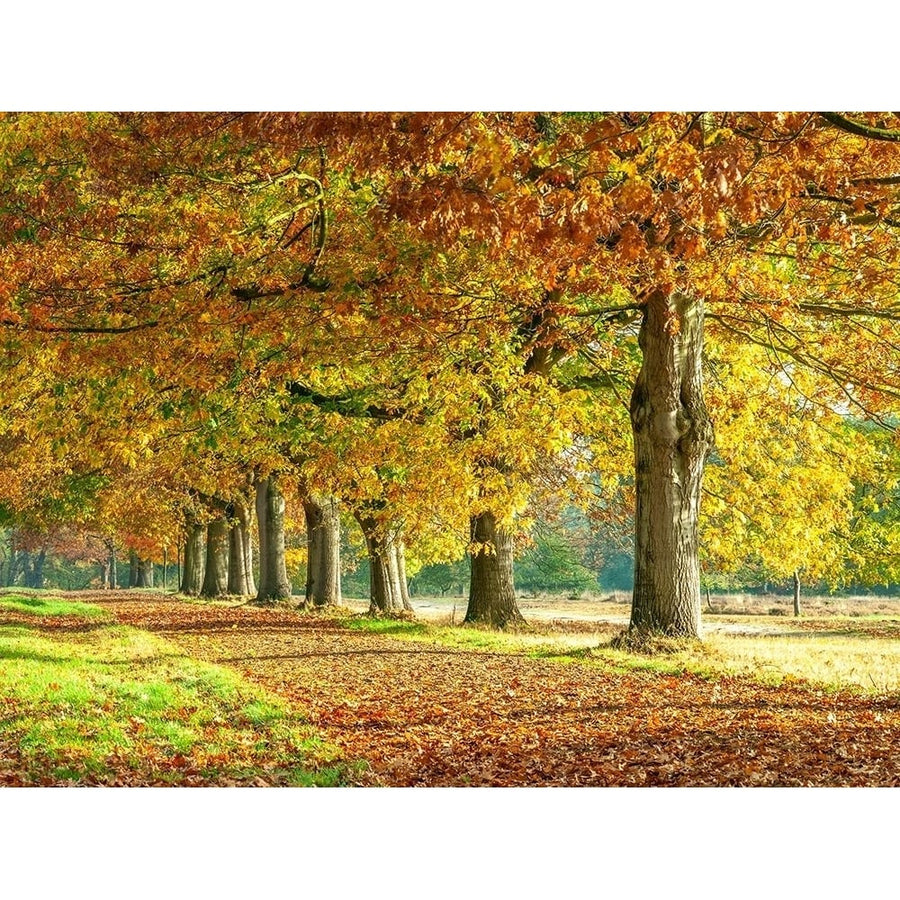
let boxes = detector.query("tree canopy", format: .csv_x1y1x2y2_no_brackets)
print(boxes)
2,112,900,635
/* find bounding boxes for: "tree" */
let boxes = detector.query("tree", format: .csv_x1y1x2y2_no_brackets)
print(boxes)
5,111,900,642
303,111,900,636
302,492,341,606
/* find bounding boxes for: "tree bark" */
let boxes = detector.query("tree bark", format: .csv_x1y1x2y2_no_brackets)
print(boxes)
108,542,118,590
128,550,138,588
136,557,154,588
180,517,205,595
629,291,714,638
6,532,16,587
303,494,342,606
356,513,408,614
20,551,32,588
465,510,525,628
227,498,256,595
793,570,801,617
31,549,46,589
202,517,230,597
396,539,413,612
255,475,292,603
7,549,20,587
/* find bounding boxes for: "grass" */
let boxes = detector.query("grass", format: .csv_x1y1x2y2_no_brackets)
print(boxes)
0,592,109,618
0,604,356,786
340,615,428,637
698,631,900,693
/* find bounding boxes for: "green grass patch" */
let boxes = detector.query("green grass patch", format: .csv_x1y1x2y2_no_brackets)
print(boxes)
0,617,356,786
0,593,108,618
339,616,428,637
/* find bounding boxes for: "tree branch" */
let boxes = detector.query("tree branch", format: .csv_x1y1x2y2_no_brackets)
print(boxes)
819,112,900,143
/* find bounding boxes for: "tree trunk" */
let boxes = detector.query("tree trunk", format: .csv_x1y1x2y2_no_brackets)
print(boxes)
465,510,525,628
303,494,341,607
793,570,801,617
21,551,33,588
385,535,406,609
7,548,19,587
202,517,230,597
99,560,109,589
228,498,256,595
255,479,269,599
255,475,292,603
136,558,154,588
32,549,46,589
180,518,205,595
6,533,16,587
108,542,117,590
629,291,714,638
357,514,407,614
128,550,138,588
396,539,413,612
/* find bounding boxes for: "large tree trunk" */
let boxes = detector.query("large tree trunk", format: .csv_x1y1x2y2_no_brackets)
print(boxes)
303,494,342,607
20,551,33,588
108,541,118,590
465,511,525,628
629,291,714,638
6,533,16,587
255,480,269,599
202,517,230,597
396,539,413,612
180,517,205,595
228,498,256,595
357,514,408,614
135,558,154,588
128,550,138,588
793,570,801,617
31,549,46,589
7,550,21,588
255,475,292,603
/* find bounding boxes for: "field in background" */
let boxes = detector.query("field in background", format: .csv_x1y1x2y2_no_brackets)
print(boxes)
347,589,900,625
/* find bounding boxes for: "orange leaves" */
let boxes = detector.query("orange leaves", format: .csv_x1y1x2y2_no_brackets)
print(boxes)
655,140,701,184
614,176,656,218
103,594,900,787
615,222,646,262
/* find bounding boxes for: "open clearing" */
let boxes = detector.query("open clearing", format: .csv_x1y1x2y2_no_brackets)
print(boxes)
3,589,899,786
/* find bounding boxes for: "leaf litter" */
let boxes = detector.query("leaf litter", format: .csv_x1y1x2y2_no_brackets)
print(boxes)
73,592,900,787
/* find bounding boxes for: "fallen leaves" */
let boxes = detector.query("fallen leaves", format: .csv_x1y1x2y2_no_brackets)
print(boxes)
99,593,900,787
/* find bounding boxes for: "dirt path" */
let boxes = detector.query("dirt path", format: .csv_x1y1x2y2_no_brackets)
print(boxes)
102,593,900,786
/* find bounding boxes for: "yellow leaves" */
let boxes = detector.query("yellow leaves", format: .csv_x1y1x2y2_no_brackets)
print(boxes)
530,143,556,171
655,141,701,183
701,336,886,585
615,176,656,218
492,175,517,195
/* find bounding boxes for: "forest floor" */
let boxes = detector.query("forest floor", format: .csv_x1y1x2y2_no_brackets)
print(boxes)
3,588,897,786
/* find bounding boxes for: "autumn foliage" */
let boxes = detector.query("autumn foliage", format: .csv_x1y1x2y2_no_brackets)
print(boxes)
2,112,900,786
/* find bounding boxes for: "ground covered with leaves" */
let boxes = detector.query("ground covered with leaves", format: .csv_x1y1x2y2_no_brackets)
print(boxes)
49,590,898,787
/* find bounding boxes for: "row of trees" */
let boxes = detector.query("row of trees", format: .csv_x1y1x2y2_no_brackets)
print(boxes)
2,112,900,635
